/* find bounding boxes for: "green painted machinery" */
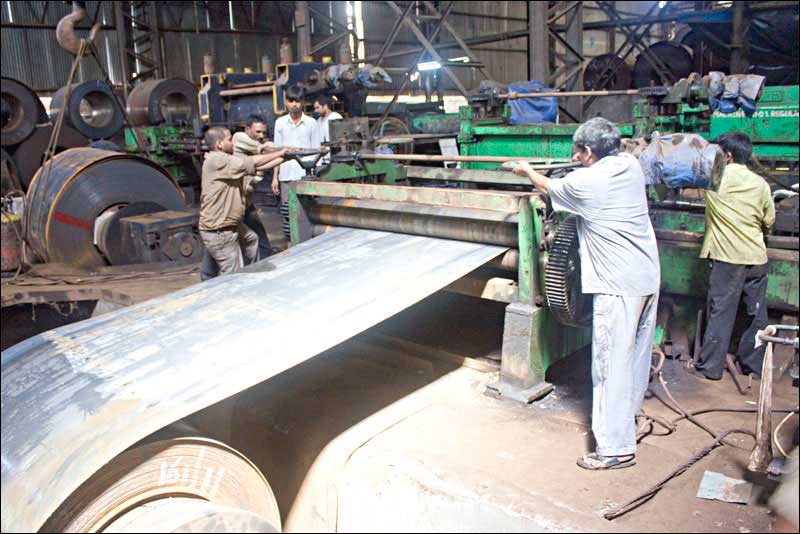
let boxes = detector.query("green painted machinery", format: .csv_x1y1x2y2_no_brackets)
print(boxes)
294,154,593,402
301,83,798,400
456,84,799,357
123,126,202,189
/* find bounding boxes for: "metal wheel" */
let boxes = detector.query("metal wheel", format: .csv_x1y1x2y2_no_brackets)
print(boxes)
41,437,282,533
544,216,592,327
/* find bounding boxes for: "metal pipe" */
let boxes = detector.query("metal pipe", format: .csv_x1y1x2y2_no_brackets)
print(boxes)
360,154,580,168
218,86,274,97
503,89,640,99
309,205,518,247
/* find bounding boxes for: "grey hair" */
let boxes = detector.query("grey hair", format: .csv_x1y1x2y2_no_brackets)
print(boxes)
573,117,621,159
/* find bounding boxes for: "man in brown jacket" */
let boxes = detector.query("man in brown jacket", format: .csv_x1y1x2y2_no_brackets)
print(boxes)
200,127,286,275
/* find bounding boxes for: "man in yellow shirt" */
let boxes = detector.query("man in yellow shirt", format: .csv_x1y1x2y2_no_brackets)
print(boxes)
689,132,776,380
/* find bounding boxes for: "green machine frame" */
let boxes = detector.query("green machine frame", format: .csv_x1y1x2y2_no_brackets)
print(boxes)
456,84,799,351
288,175,591,402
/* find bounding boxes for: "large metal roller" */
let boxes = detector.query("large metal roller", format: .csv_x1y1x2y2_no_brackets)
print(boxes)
26,148,185,267
42,437,281,533
50,80,124,139
309,204,519,247
127,78,198,126
583,54,632,91
1,77,48,146
633,41,693,88
12,123,87,191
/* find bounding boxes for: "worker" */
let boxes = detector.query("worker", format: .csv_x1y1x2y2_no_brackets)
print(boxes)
234,114,280,260
688,132,776,380
313,94,343,144
200,127,286,275
511,117,661,471
272,86,321,241
201,115,279,280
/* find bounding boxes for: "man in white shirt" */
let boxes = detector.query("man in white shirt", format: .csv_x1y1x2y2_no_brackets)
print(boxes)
512,118,661,472
272,86,321,241
313,94,343,144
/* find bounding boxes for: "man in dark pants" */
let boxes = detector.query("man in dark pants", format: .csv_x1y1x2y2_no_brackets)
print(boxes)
201,116,281,280
689,132,776,380
235,114,277,261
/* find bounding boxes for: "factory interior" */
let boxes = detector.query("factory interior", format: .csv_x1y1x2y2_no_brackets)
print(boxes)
1,1,799,532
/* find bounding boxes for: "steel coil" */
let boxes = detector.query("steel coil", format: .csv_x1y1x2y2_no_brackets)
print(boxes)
12,123,87,191
50,80,124,139
26,147,185,267
127,78,198,126
1,77,47,146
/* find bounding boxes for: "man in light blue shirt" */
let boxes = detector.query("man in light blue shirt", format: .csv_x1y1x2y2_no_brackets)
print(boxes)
512,118,660,471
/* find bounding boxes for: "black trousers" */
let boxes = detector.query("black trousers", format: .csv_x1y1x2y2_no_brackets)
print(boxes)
244,202,272,260
694,260,769,379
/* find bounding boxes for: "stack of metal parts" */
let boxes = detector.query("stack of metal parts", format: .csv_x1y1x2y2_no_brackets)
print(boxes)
49,80,124,140
1,77,87,193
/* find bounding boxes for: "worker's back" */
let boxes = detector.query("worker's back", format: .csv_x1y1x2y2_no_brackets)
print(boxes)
701,163,775,265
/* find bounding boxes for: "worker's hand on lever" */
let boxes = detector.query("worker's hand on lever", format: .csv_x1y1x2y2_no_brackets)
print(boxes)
504,160,550,194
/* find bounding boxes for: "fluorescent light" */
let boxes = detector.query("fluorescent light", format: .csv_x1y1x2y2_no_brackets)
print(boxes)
417,61,441,71
449,56,470,63
658,0,667,7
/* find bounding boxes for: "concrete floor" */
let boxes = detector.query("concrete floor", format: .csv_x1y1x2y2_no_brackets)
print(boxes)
189,291,798,533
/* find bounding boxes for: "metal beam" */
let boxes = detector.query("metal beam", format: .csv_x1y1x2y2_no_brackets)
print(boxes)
563,1,583,121
374,1,416,67
309,31,350,56
385,1,469,98
421,1,489,79
730,0,750,74
369,1,454,137
365,29,530,62
295,1,311,60
596,1,675,85
528,1,549,82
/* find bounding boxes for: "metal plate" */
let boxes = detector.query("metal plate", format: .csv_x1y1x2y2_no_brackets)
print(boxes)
1,227,505,533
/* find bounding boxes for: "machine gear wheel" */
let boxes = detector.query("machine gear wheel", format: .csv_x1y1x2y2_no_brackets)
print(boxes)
544,215,592,327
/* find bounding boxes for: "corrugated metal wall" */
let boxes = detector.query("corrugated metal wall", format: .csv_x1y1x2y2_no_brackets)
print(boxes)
1,1,688,96
1,1,119,93
360,1,528,92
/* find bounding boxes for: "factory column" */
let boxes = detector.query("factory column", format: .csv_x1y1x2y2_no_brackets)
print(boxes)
527,2,549,83
296,1,311,61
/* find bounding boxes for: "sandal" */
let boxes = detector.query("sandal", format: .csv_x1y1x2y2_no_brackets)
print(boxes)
577,452,636,470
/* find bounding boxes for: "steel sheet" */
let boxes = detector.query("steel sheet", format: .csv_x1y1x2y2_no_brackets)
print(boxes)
1,228,505,533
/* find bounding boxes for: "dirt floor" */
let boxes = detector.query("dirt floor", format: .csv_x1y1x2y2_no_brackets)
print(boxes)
186,291,800,533
3,208,797,532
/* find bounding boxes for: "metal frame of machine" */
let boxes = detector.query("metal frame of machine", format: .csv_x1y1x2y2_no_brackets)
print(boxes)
295,82,799,400
287,173,592,402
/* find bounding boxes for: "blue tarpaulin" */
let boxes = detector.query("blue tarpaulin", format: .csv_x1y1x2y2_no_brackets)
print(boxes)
639,133,725,190
507,81,558,124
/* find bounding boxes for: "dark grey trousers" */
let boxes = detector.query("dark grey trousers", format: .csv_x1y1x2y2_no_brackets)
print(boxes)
694,260,769,379
244,202,272,260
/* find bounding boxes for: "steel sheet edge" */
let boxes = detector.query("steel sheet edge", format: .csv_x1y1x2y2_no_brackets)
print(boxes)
1,228,505,533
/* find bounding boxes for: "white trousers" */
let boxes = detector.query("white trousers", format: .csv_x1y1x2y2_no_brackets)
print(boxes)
591,293,659,456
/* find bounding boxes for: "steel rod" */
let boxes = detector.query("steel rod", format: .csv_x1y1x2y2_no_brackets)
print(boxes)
359,154,579,167
503,89,640,99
